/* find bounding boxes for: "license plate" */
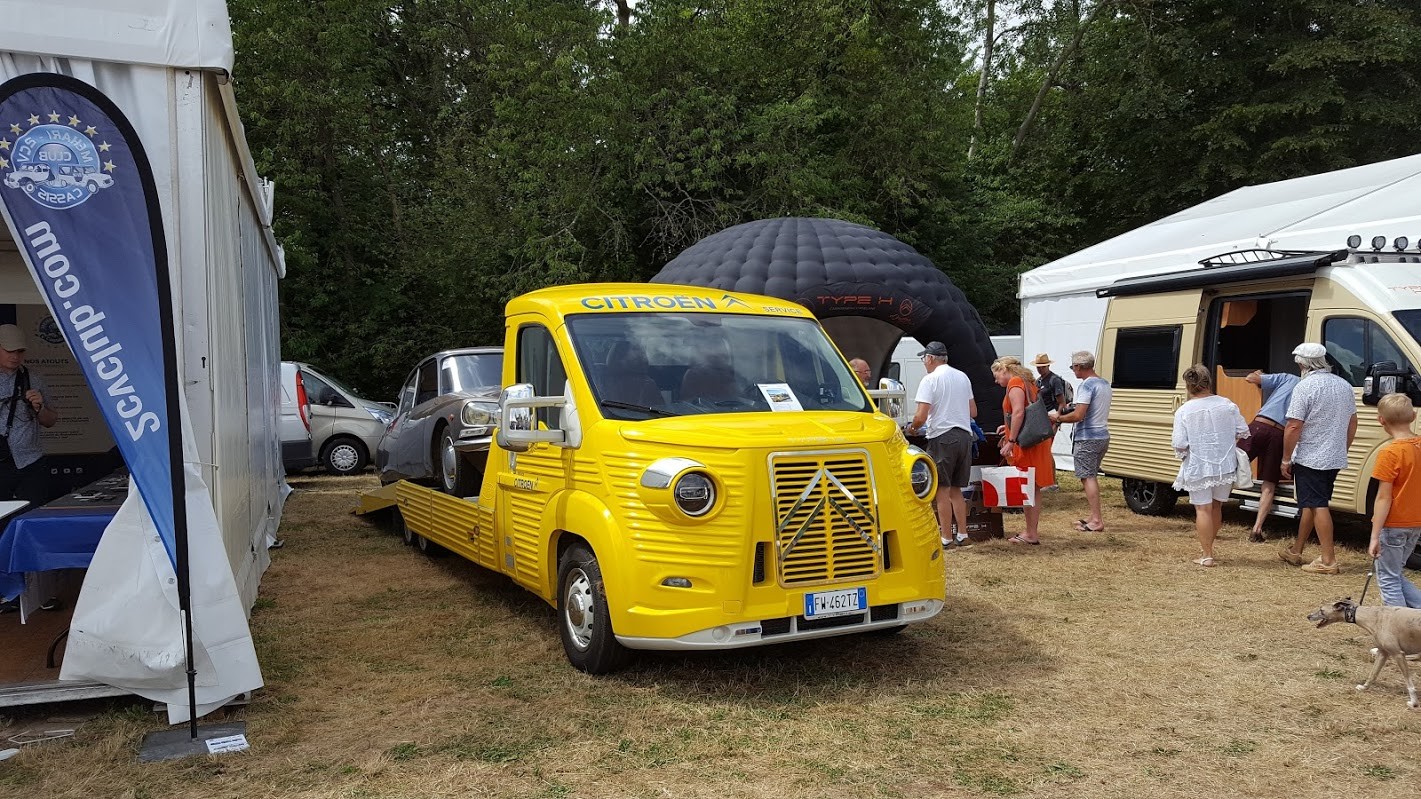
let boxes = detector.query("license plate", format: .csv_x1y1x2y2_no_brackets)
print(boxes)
804,586,867,619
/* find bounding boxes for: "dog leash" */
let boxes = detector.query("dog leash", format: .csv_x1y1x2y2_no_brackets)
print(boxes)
1358,570,1373,606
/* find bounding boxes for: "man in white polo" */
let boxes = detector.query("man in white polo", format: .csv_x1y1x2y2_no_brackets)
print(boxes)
905,341,977,547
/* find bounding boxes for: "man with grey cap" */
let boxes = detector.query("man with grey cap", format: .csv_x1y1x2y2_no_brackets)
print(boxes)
1279,342,1356,574
0,323,59,504
905,341,977,547
1048,351,1112,532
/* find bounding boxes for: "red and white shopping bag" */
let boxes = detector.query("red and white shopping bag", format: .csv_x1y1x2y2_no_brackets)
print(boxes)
979,466,1036,507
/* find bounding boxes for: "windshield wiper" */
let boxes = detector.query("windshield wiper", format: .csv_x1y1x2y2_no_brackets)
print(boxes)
599,400,680,417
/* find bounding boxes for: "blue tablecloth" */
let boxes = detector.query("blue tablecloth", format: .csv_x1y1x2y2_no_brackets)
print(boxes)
0,504,119,601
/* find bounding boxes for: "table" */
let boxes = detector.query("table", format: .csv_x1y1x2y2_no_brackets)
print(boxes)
0,471,129,612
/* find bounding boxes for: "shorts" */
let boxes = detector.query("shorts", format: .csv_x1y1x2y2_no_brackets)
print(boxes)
926,427,973,489
1073,438,1109,479
1292,464,1339,509
1187,482,1233,506
1238,419,1284,483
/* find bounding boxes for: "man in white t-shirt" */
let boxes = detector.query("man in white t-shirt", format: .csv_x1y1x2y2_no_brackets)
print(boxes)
905,341,977,547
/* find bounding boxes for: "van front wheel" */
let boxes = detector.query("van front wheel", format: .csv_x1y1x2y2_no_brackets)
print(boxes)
557,543,629,674
1122,478,1178,516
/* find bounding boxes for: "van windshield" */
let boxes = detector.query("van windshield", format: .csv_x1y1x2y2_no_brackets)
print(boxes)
566,312,870,420
1393,311,1421,358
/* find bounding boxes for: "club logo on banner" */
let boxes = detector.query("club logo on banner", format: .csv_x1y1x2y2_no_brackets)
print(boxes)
2,111,116,209
0,74,182,569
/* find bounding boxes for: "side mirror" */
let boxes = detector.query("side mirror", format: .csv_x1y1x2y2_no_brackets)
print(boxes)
1362,361,1421,406
496,383,567,453
870,377,907,421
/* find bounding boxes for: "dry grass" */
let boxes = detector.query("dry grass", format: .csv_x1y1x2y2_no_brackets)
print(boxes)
4,472,1420,798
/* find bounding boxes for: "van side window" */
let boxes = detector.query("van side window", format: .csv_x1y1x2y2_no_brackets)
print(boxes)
302,372,337,407
1112,326,1181,389
1323,317,1411,387
517,325,567,428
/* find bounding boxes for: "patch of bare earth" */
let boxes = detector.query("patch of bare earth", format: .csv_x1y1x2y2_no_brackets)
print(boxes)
4,473,1419,798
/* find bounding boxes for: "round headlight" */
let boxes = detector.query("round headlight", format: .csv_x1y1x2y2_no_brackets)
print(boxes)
673,472,715,517
910,458,935,499
461,401,497,427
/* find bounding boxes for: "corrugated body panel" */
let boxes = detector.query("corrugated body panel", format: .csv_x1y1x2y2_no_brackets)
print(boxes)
1100,389,1182,484
771,451,879,586
505,449,565,587
601,449,750,568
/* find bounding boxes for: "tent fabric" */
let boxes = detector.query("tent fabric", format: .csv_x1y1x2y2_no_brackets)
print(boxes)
0,0,233,72
651,217,1004,426
1020,153,1421,300
0,39,270,716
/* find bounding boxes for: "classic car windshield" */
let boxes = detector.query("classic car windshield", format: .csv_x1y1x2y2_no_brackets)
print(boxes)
442,352,504,393
566,312,869,420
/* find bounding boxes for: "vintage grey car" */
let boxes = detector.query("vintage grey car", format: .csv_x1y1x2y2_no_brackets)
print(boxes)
375,347,504,496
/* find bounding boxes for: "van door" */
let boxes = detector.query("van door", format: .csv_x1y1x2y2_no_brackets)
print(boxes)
496,322,572,594
1316,313,1413,512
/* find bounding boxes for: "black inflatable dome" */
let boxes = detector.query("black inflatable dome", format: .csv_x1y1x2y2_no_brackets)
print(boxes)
651,217,1003,427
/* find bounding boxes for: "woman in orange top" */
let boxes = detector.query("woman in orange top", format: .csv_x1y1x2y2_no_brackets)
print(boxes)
992,356,1056,544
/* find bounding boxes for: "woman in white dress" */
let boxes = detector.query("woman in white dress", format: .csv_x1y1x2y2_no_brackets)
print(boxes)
1172,364,1249,566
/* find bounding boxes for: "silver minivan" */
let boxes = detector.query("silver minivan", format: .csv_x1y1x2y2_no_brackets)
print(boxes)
283,362,393,475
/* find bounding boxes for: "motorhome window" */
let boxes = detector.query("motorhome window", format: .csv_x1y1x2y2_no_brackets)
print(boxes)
1323,317,1411,387
414,360,439,406
517,325,566,428
1112,326,1181,389
566,312,869,418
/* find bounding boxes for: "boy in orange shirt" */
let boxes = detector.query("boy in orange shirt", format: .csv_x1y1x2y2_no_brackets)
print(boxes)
1368,394,1421,608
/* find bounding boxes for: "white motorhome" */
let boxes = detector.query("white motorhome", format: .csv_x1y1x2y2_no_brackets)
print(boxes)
0,0,285,714
1019,153,1421,487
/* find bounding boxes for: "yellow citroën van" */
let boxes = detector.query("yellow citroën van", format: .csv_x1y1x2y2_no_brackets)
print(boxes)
374,283,946,673
1095,241,1421,521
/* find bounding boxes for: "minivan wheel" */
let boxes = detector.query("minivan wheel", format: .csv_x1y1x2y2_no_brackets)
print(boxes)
1122,478,1178,516
321,437,368,476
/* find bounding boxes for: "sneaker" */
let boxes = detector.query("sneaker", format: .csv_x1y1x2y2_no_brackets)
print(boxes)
953,534,973,548
940,536,953,548
1300,558,1339,575
1278,548,1304,566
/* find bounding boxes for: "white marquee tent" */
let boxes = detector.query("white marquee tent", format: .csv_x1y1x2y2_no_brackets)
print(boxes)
0,0,285,718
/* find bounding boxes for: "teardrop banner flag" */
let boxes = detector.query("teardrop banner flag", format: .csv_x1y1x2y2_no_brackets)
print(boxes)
0,73,183,571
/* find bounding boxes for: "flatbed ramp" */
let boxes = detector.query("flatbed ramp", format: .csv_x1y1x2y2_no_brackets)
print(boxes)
354,482,400,515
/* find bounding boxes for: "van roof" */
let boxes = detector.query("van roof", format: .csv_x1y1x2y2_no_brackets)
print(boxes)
506,283,816,322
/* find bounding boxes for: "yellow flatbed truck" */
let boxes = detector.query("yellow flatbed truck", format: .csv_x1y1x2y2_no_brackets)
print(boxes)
361,283,945,673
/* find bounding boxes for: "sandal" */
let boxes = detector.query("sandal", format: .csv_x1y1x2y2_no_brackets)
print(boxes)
1248,531,1265,544
1073,521,1105,532
1008,535,1041,545
1193,556,1217,567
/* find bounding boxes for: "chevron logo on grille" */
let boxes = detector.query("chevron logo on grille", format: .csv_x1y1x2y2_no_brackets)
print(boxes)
777,467,878,558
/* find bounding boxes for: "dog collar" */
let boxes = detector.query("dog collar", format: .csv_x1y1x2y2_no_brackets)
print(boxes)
1343,604,1357,624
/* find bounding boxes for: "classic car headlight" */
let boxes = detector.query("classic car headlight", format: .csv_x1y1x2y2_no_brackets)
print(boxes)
910,457,935,499
461,400,499,427
673,472,716,517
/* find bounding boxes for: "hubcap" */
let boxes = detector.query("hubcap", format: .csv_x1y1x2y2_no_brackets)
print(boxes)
563,568,594,650
441,434,458,490
401,519,415,545
330,443,359,472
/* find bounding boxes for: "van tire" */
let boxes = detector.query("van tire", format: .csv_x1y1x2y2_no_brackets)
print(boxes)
557,543,629,674
1122,478,1178,516
321,436,368,476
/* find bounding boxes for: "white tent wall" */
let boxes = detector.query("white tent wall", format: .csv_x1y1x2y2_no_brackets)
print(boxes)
0,0,286,707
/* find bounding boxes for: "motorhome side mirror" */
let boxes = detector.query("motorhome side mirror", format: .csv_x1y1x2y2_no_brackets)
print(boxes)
1362,361,1404,406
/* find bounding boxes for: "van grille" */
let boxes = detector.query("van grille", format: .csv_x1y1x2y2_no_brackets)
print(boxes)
770,450,879,586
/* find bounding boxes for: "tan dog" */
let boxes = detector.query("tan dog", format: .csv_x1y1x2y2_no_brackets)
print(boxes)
1308,598,1421,709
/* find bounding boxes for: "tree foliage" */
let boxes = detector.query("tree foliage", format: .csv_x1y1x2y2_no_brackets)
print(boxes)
228,0,1421,397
